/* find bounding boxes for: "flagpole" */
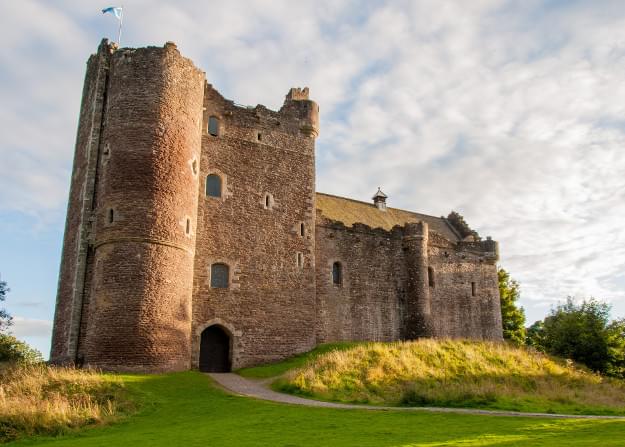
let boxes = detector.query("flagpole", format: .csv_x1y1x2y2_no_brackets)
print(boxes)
117,6,123,46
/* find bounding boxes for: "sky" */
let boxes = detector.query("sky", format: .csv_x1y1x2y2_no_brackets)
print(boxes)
1,0,625,358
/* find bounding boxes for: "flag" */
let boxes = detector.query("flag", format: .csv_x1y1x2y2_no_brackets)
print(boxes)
102,6,123,20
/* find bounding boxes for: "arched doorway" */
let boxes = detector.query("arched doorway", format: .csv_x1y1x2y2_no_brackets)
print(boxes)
199,325,231,372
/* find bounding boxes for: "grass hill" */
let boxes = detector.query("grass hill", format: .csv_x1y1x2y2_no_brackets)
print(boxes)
261,339,625,415
3,370,625,446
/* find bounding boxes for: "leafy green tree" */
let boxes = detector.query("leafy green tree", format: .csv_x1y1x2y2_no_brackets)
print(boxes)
0,277,12,333
525,320,545,349
0,333,43,364
498,268,526,345
537,298,624,377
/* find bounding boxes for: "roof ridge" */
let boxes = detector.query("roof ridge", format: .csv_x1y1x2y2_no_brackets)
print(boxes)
315,192,441,220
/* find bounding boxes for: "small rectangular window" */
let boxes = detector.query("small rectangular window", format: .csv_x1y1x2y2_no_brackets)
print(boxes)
211,263,229,288
471,282,477,297
208,116,219,136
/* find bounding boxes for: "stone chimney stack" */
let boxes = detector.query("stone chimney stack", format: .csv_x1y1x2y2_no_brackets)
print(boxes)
372,187,388,211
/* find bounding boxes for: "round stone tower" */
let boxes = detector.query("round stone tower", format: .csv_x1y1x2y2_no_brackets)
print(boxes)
81,42,205,371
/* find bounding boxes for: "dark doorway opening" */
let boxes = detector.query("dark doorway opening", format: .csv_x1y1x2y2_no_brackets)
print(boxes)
199,325,231,372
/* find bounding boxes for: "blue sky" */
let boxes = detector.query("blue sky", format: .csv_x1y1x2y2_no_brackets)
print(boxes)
2,0,625,358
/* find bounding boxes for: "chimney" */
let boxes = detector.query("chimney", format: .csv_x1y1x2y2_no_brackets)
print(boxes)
372,187,388,211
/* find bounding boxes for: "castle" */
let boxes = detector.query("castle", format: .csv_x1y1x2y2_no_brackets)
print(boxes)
50,40,503,372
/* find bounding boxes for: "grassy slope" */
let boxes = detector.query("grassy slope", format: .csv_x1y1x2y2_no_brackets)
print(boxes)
9,371,625,447
238,342,360,378
0,364,136,443
273,340,625,415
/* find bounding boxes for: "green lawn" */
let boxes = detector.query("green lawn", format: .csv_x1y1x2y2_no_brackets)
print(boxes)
9,371,625,446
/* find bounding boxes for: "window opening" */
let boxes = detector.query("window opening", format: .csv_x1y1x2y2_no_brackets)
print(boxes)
208,116,220,136
186,218,191,235
211,263,229,288
192,159,198,175
108,209,114,224
257,132,262,141
297,252,304,269
264,193,274,209
471,282,477,297
332,262,342,286
300,222,305,237
428,267,435,288
206,174,222,198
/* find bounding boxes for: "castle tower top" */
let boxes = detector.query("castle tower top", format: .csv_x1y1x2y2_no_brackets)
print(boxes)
285,87,310,101
372,187,388,211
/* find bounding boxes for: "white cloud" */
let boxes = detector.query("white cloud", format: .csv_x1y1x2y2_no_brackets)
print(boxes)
10,316,53,339
1,0,624,324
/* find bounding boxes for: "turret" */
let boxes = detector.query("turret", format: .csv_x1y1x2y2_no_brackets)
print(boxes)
282,87,319,138
402,221,433,338
52,40,205,371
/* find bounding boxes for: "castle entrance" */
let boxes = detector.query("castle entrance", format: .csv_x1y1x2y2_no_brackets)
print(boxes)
199,325,231,372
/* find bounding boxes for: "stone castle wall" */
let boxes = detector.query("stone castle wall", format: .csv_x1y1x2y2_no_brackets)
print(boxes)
191,85,319,369
315,219,502,343
315,221,406,343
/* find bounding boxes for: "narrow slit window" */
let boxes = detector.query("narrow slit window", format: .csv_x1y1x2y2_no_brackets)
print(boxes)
192,159,198,175
264,193,274,209
108,209,114,224
257,132,262,141
428,267,435,288
185,218,191,235
471,282,477,297
208,116,220,136
300,222,305,237
206,174,222,198
332,262,342,286
210,263,229,288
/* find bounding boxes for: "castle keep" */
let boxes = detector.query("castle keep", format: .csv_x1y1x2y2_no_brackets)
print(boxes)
51,40,503,372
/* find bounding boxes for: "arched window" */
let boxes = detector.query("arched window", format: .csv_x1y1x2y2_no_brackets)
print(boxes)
206,174,222,198
208,116,220,136
332,262,342,286
210,263,229,288
428,267,435,288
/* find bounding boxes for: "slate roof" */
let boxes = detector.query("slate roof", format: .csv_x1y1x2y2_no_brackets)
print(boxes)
315,192,460,241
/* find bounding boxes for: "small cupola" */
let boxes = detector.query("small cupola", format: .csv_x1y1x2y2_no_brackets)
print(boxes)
372,187,388,211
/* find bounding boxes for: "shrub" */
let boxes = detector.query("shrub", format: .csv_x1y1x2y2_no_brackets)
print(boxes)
0,334,43,364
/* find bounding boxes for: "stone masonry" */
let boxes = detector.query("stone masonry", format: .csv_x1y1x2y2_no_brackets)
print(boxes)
51,40,502,372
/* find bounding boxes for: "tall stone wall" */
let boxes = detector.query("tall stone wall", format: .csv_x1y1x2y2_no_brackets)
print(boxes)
77,42,204,371
191,86,319,368
315,218,503,343
427,233,503,339
315,221,405,343
50,41,113,365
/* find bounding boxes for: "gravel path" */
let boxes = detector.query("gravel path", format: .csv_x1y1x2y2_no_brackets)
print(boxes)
208,373,625,420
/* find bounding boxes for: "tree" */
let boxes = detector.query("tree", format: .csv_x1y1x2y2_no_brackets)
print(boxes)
0,333,43,364
535,297,625,377
525,320,545,349
0,277,12,333
498,268,526,345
